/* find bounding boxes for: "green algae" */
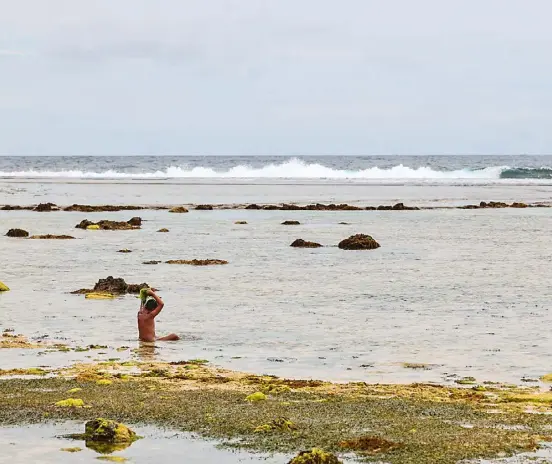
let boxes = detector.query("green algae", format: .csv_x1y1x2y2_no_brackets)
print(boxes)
55,398,84,408
60,447,82,452
1,366,552,464
246,392,267,402
288,448,341,464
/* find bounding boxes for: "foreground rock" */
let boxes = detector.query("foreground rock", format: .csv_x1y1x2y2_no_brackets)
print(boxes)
75,217,142,230
338,234,380,250
6,228,29,237
84,418,138,443
29,235,75,239
72,276,149,295
166,259,228,265
168,206,189,213
290,239,322,248
288,449,342,464
0,281,9,292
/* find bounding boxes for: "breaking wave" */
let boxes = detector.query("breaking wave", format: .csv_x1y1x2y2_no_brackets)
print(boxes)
0,159,551,180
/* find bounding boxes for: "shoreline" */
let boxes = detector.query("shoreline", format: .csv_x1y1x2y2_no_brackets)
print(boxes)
2,357,552,463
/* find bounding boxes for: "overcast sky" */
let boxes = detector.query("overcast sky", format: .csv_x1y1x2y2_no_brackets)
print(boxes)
1,0,552,155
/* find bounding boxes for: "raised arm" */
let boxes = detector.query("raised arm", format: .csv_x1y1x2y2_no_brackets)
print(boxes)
146,289,164,318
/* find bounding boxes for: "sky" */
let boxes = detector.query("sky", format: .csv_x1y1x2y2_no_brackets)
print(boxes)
1,0,552,156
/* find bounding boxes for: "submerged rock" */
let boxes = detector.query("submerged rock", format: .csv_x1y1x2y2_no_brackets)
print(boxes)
75,218,141,230
166,259,228,265
0,281,9,292
288,448,342,464
28,234,75,239
338,234,380,250
282,220,301,225
72,276,149,295
6,228,29,237
290,239,322,248
34,202,59,212
168,206,189,213
143,260,161,265
117,249,132,253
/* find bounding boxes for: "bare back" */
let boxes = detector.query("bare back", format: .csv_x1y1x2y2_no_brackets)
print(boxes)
137,307,156,342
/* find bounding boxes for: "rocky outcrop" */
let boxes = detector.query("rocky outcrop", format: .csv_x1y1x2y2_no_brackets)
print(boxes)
166,259,228,265
338,234,380,250
72,276,149,295
34,202,59,212
29,235,75,239
1,205,33,211
282,220,300,225
75,218,141,230
84,418,138,443
511,202,528,208
168,206,189,213
290,239,322,248
195,204,214,210
64,204,145,212
6,228,29,238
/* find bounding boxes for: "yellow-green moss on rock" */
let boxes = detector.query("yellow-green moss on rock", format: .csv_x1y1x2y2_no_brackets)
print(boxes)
288,448,342,464
246,392,267,402
85,418,138,444
55,398,85,408
0,281,9,292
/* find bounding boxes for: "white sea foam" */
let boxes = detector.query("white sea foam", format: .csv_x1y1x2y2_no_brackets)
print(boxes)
0,159,509,180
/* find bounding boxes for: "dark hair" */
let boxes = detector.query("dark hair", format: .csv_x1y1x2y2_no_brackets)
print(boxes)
145,298,157,311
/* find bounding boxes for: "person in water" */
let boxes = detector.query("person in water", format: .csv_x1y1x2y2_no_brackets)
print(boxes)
138,288,180,342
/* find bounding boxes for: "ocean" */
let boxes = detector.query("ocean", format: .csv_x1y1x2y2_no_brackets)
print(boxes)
1,154,552,386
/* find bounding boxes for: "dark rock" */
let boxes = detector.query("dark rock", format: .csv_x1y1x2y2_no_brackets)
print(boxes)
117,249,132,253
84,418,138,444
245,204,262,210
157,228,170,233
195,204,213,210
377,205,393,210
234,221,248,224
34,202,58,212
127,217,142,227
290,239,322,248
6,228,29,238
480,201,508,208
143,260,161,265
282,220,300,225
1,205,32,211
338,234,380,250
511,202,528,208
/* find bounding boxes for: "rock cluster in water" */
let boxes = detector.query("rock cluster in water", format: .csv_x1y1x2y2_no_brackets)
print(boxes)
75,217,142,230
72,276,150,295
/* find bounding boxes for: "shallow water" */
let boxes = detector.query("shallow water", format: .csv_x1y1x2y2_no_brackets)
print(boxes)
1,179,552,385
0,423,290,464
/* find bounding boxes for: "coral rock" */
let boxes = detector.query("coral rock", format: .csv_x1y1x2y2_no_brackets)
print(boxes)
338,234,380,250
6,228,29,238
